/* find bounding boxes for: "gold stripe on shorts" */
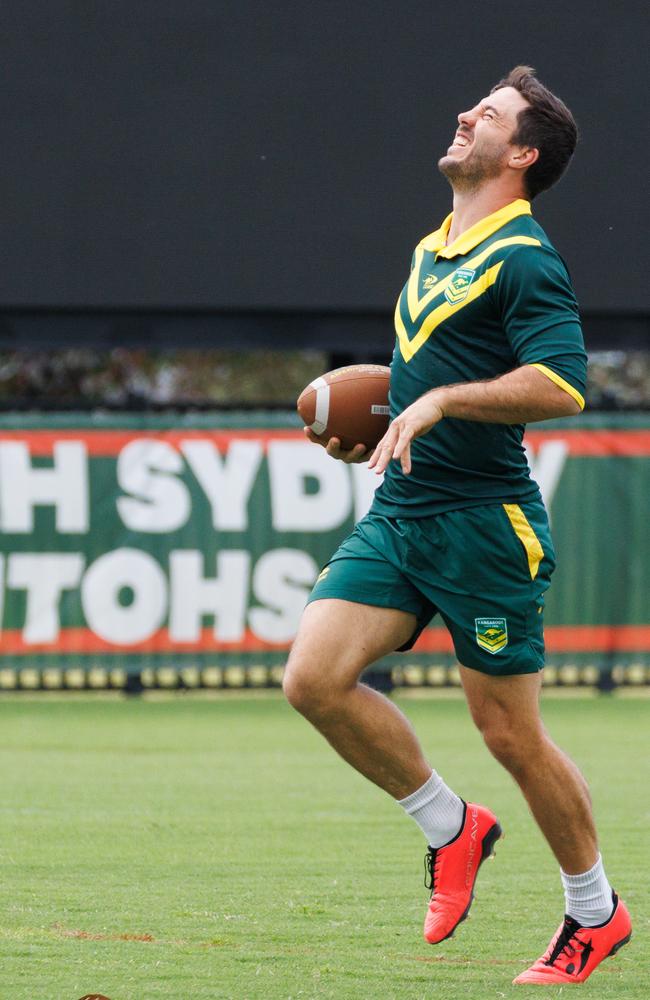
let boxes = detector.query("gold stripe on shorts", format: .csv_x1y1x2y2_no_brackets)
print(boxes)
502,503,544,580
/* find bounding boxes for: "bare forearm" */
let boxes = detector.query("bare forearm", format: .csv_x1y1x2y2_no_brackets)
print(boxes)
369,364,582,475
435,365,581,424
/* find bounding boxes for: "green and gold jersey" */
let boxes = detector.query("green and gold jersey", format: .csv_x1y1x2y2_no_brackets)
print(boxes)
371,199,587,517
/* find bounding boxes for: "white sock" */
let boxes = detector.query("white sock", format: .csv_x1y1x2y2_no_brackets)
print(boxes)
561,854,614,926
398,770,464,848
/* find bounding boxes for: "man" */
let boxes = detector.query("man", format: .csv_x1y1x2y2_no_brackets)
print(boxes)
284,67,631,985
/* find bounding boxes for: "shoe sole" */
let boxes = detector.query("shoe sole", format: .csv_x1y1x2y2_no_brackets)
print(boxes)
431,820,503,944
607,931,632,957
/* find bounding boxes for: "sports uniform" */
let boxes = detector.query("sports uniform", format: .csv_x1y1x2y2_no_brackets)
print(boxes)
291,73,632,986
309,198,587,676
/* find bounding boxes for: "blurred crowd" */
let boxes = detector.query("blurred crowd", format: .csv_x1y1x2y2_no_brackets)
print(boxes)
583,351,650,410
0,348,327,409
0,347,648,410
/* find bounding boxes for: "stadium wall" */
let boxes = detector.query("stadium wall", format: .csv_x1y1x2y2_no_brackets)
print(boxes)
0,412,648,691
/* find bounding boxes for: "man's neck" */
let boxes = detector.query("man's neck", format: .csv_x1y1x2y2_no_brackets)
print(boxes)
446,183,527,244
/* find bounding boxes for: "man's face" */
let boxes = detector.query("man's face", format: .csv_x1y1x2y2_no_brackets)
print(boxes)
438,86,531,190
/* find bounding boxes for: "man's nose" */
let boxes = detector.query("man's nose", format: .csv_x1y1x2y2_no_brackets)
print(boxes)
458,107,476,127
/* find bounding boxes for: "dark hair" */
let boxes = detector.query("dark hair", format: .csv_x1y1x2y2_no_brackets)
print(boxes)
491,65,578,199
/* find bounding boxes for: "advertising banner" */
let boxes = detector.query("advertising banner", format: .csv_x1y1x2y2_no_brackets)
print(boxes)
0,412,648,679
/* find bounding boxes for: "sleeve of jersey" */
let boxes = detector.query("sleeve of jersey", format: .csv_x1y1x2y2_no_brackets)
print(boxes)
496,245,587,411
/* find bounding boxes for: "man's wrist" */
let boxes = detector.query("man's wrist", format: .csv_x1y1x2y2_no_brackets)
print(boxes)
428,386,451,419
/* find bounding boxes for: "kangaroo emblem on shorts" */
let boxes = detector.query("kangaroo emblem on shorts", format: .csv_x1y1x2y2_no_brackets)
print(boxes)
475,617,508,654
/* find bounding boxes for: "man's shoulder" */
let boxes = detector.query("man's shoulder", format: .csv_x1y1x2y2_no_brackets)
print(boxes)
493,212,554,250
491,216,570,277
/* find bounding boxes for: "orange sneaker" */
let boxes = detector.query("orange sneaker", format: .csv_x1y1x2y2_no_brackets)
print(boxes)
513,892,631,984
423,801,502,944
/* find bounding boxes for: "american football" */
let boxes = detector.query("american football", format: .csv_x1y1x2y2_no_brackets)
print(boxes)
297,364,391,451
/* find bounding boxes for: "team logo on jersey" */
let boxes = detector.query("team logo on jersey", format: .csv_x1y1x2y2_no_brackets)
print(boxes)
316,566,330,584
475,618,508,654
444,267,476,305
422,273,438,289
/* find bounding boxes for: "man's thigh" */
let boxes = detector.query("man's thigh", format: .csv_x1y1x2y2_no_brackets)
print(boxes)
286,599,417,690
287,515,430,690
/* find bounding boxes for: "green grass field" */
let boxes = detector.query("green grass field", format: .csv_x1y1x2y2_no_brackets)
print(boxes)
0,691,647,1000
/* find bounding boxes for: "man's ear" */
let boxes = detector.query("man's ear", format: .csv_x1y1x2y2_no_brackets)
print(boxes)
509,146,539,172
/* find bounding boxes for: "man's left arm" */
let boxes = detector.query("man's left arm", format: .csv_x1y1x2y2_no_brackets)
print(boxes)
369,244,587,476
368,364,578,475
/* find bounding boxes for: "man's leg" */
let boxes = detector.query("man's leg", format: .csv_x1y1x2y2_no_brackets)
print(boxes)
284,597,502,944
283,597,430,798
458,666,597,873
459,665,631,984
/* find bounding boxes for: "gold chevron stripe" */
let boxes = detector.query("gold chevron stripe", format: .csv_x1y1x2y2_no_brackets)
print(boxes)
477,637,508,653
396,261,504,362
405,236,541,322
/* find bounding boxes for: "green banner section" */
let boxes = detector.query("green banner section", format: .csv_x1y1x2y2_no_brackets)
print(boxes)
0,412,648,677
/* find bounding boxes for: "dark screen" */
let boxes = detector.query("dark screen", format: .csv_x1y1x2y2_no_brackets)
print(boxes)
0,1,647,312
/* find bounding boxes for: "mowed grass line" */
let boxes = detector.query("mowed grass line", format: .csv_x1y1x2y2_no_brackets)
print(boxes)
0,693,646,1000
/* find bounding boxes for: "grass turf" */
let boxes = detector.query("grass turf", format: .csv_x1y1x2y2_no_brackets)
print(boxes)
0,691,647,1000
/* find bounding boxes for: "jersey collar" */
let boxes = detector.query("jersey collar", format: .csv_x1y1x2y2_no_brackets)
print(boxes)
420,198,532,259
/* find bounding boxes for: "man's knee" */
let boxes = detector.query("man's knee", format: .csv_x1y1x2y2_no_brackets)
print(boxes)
282,662,316,716
473,709,544,773
283,598,413,719
481,723,524,769
461,667,545,773
282,652,343,721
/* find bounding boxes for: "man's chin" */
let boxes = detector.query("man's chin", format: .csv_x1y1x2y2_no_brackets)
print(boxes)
438,154,461,179
438,150,502,187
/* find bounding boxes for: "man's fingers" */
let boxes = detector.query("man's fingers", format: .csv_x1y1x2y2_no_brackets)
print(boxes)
303,426,378,465
371,440,399,475
325,436,342,456
315,436,371,463
367,443,382,469
335,442,371,463
368,425,400,469
394,426,416,470
348,444,371,461
392,425,411,459
369,422,416,475
368,439,393,473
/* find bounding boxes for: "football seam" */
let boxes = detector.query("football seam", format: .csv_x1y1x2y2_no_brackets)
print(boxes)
324,371,390,385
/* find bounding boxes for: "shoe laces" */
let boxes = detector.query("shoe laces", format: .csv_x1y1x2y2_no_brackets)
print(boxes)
545,916,584,967
424,847,442,894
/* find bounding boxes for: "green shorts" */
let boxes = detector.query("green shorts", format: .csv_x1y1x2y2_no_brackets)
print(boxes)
307,501,556,676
